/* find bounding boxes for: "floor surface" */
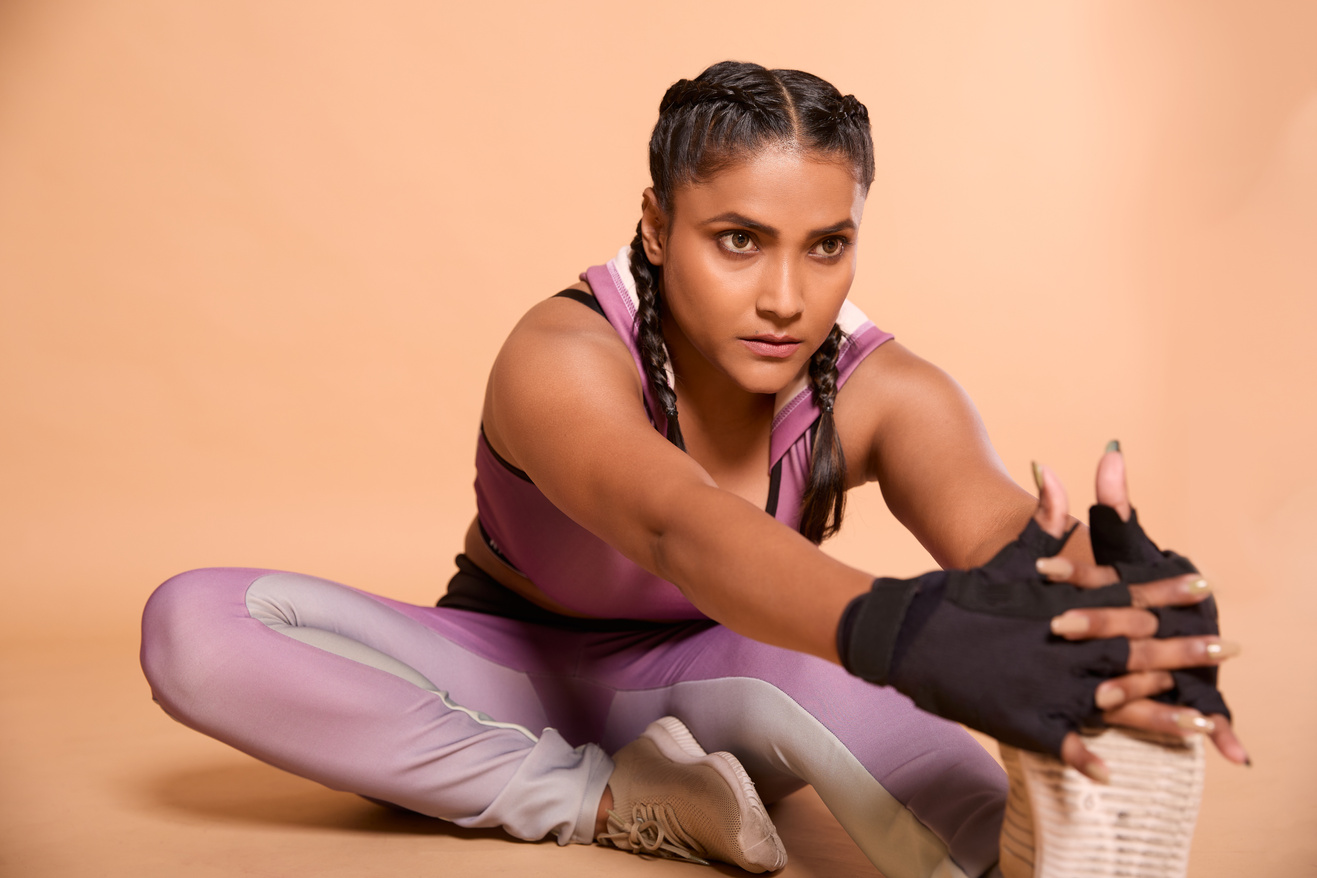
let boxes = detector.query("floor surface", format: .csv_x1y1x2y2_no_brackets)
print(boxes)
3,598,1312,877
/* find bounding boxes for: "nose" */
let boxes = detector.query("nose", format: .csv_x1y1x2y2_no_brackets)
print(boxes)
755,256,805,322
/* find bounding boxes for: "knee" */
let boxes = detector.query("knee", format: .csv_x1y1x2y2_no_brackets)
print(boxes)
139,567,263,719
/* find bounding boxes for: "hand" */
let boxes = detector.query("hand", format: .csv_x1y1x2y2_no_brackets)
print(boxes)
838,499,1140,762
1032,450,1249,774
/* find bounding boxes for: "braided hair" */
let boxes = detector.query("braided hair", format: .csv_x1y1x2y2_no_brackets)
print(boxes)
630,61,875,543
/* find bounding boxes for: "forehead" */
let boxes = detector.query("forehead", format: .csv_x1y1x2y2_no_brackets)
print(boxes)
673,146,866,231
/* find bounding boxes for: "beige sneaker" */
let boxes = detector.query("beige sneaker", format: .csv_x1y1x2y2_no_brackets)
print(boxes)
999,729,1205,878
597,716,787,873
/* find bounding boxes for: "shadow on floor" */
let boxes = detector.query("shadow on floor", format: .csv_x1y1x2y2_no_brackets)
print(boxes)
137,759,520,840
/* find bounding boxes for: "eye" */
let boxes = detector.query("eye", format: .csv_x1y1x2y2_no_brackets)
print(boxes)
718,231,759,255
812,236,849,259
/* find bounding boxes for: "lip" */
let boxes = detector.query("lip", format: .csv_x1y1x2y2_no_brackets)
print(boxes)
740,335,802,359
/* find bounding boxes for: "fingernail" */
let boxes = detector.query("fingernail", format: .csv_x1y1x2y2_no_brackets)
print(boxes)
1095,685,1124,710
1181,577,1211,596
1206,640,1242,661
1032,461,1044,492
1105,439,1121,454
1036,556,1074,579
1050,613,1089,636
1080,761,1111,784
1244,756,1253,767
1174,712,1216,735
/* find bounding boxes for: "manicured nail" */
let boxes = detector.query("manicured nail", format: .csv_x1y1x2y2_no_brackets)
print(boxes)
1080,760,1111,784
1180,577,1211,596
1050,613,1090,636
1032,461,1044,492
1175,712,1216,735
1206,640,1242,660
1094,685,1124,710
1036,556,1074,579
1105,439,1121,454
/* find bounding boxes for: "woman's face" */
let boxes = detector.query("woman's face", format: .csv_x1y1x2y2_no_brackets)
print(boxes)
641,145,866,398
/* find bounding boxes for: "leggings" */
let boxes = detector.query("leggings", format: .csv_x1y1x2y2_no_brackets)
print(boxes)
140,567,1007,878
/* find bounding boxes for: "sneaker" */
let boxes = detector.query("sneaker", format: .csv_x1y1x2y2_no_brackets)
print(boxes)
998,728,1205,878
596,716,788,873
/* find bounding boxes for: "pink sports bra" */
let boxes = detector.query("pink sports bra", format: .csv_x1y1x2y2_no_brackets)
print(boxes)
473,247,894,620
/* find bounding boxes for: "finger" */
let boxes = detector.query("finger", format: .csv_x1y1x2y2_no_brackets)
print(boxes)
1128,574,1214,608
1206,714,1251,766
1061,731,1110,783
1093,671,1175,710
1103,699,1217,737
1094,440,1132,520
1034,556,1120,587
1034,560,1215,605
1032,462,1070,538
1126,636,1243,672
1050,607,1159,640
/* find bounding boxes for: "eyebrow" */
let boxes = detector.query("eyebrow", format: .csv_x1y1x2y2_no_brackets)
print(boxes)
699,212,856,239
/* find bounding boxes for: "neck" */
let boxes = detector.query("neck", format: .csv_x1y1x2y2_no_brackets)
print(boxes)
660,309,778,468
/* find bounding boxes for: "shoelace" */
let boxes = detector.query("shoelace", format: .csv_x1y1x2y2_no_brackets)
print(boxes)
598,804,710,865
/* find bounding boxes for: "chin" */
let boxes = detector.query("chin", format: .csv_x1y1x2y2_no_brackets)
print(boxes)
732,362,808,397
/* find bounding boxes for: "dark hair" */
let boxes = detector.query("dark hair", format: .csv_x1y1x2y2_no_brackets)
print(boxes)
629,60,874,543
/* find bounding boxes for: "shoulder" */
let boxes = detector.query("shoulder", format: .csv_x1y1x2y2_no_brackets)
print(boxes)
484,286,645,467
835,340,988,484
494,285,628,375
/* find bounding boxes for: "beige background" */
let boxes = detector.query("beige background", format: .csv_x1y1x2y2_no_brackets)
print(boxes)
2,2,1314,876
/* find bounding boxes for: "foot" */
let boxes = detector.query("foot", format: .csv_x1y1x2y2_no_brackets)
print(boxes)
999,728,1205,878
596,716,787,873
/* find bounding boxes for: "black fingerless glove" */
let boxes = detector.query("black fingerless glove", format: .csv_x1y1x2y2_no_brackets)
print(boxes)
837,520,1133,756
1088,504,1231,721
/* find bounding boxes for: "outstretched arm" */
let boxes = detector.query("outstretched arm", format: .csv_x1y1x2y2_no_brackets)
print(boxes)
484,295,871,660
485,300,1239,772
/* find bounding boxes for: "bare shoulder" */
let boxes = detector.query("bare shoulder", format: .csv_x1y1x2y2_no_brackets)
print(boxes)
835,340,987,483
482,285,646,472
837,339,1033,567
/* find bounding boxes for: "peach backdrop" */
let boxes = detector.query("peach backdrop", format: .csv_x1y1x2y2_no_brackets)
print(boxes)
2,2,1314,875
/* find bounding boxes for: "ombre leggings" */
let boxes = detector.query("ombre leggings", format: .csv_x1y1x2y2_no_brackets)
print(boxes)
140,568,1007,878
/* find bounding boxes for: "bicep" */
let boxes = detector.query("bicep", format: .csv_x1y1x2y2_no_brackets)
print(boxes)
482,300,716,570
839,343,1036,569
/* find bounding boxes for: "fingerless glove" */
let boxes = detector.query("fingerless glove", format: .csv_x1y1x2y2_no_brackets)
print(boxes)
837,520,1133,756
1088,505,1231,721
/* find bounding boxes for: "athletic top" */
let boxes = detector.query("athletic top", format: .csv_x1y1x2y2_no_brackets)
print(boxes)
472,246,894,621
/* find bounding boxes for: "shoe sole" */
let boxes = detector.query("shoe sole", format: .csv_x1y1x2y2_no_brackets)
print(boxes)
644,716,788,873
999,729,1205,878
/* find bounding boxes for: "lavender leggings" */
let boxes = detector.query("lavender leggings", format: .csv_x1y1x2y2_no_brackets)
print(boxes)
140,568,1006,878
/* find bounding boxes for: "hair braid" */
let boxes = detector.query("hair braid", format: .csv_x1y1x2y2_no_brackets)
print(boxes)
798,324,847,543
638,60,875,538
659,79,771,118
628,224,686,450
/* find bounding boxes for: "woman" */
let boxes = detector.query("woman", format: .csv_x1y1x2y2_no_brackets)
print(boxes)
141,61,1244,878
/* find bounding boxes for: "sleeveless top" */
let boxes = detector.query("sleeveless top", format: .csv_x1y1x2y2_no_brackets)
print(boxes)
472,246,894,621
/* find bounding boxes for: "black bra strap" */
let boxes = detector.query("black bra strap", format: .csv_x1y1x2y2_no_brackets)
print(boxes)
553,288,605,317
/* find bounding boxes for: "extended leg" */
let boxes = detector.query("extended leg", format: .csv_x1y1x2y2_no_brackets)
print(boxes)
580,623,1007,878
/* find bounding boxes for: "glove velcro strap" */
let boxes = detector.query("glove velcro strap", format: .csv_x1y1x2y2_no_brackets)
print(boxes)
837,575,929,684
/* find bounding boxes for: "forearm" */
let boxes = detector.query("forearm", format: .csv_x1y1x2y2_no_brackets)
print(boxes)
649,483,872,663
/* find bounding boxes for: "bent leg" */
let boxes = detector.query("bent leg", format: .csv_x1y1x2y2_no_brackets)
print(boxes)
586,624,1005,878
140,568,611,844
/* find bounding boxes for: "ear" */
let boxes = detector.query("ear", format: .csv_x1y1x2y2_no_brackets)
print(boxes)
639,188,668,266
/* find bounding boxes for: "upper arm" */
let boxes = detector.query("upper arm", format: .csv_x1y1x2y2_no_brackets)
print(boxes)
835,341,1038,568
481,296,718,571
